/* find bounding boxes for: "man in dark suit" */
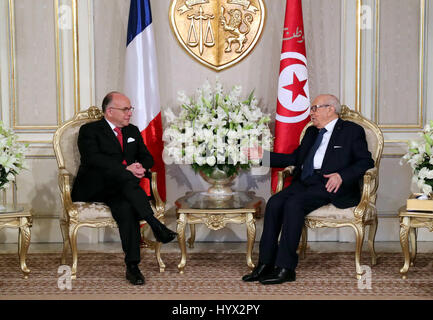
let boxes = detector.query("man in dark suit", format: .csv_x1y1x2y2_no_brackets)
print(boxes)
71,91,176,285
242,94,374,285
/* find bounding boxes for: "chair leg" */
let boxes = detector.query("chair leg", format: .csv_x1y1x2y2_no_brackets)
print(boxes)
18,217,31,279
367,216,378,266
154,241,166,273
69,223,79,280
353,223,365,280
59,219,70,265
299,225,308,259
409,227,417,267
188,224,196,249
141,217,166,273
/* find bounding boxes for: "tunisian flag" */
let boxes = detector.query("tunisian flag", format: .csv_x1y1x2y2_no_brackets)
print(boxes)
271,0,310,193
124,0,166,201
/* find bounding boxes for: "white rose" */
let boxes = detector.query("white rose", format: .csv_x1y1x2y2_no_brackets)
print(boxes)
206,156,216,166
195,155,206,166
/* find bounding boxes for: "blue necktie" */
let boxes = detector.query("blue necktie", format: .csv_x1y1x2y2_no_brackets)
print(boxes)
301,128,327,181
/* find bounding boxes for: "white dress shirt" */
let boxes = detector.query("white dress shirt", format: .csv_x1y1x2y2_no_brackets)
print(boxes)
313,118,338,169
105,118,119,136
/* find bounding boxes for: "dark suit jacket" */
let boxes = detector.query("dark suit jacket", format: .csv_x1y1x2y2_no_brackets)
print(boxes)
71,118,154,202
270,118,374,208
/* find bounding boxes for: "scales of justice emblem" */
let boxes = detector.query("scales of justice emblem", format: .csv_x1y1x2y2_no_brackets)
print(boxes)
169,0,266,71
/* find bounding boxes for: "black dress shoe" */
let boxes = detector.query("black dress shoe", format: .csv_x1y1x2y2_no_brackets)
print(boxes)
126,264,145,285
152,223,177,244
242,263,274,282
259,267,296,285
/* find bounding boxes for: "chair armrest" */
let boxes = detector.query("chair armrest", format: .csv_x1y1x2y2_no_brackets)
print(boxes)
275,166,295,193
150,171,165,215
58,170,78,219
353,167,378,221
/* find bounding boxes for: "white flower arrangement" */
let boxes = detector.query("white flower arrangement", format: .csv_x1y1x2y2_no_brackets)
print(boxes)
0,122,28,189
401,120,433,196
163,80,273,177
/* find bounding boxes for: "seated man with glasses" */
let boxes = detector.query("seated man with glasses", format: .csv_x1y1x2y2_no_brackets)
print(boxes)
71,91,177,285
242,94,374,285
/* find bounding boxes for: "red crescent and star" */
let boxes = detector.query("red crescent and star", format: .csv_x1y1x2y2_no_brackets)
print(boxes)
283,72,307,103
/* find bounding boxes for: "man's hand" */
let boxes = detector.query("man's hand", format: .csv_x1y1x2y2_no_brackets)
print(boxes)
244,145,263,160
323,173,342,193
126,162,146,179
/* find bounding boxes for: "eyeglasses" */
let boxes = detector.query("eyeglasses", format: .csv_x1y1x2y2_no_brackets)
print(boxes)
310,104,330,112
109,107,135,113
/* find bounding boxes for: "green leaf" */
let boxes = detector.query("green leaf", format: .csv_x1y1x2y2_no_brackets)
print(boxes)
245,89,255,105
426,143,432,156
425,134,433,146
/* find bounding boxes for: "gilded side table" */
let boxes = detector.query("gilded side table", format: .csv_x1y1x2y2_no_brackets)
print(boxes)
398,205,433,279
175,191,263,274
0,204,33,278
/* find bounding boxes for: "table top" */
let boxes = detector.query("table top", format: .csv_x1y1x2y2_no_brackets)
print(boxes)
0,204,32,218
398,205,433,218
175,191,263,214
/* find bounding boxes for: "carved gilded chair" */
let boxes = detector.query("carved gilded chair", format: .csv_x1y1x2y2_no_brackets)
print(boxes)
276,105,384,279
53,106,166,279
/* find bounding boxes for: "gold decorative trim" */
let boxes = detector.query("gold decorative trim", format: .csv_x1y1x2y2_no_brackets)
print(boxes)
340,0,347,103
8,0,62,130
383,140,408,157
26,155,56,159
72,0,80,113
87,0,94,107
374,0,379,124
375,0,425,129
54,0,62,126
19,140,54,144
355,0,362,113
8,0,16,128
384,139,409,144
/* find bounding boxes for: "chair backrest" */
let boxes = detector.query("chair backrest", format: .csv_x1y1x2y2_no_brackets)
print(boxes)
300,105,384,168
53,107,103,178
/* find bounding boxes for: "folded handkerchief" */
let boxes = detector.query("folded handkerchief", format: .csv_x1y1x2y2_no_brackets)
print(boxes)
333,145,342,149
127,137,135,143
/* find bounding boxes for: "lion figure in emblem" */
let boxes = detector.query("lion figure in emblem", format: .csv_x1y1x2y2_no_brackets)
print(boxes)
220,8,253,53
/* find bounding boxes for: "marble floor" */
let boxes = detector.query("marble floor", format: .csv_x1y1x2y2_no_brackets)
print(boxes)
0,241,433,254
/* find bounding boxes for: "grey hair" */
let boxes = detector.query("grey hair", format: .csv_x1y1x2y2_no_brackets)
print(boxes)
326,94,341,114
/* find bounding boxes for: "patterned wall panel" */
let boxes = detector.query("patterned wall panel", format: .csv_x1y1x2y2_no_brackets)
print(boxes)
12,0,58,128
377,0,423,128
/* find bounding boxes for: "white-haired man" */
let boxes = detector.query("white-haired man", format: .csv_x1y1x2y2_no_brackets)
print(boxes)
243,94,374,284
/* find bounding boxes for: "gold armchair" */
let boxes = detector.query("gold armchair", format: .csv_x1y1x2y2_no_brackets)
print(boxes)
276,105,384,279
53,107,166,279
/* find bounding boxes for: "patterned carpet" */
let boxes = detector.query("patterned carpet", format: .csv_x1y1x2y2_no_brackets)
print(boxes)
0,251,432,299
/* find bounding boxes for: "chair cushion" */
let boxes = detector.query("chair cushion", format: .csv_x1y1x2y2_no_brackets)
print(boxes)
74,202,113,220
307,204,356,220
73,201,158,221
307,203,375,221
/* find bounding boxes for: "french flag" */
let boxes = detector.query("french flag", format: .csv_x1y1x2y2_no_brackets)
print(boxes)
124,0,166,201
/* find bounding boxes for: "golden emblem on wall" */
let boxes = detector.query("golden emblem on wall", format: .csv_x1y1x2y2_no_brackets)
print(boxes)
169,0,266,71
